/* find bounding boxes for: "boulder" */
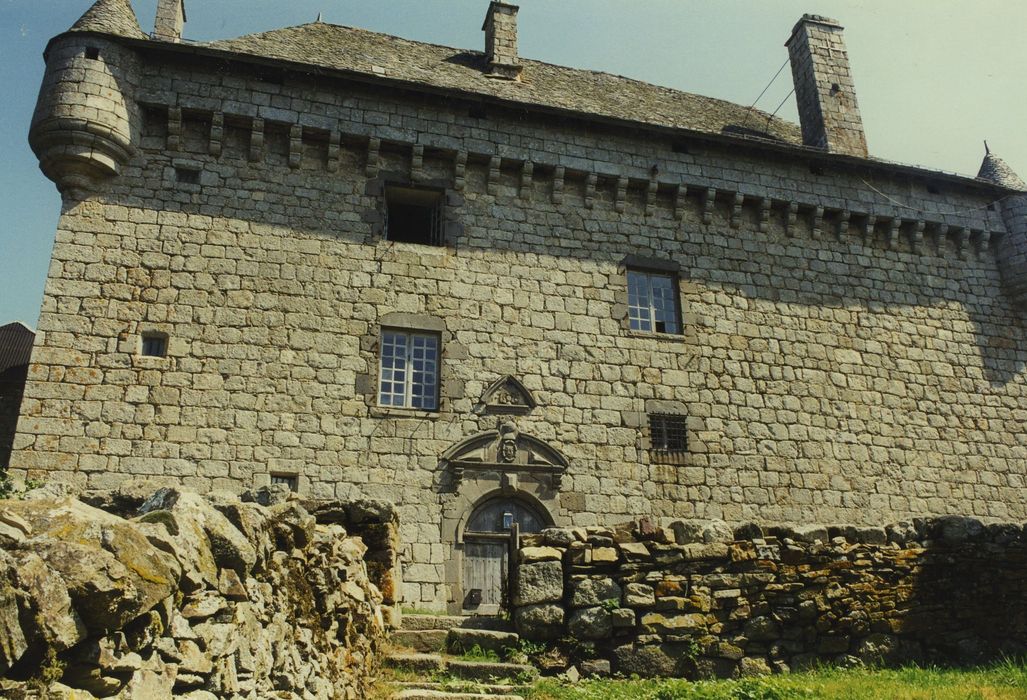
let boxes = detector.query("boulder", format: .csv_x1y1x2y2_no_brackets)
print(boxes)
513,561,563,606
702,520,734,544
568,607,612,640
0,563,26,674
569,577,621,608
515,604,564,640
9,552,85,651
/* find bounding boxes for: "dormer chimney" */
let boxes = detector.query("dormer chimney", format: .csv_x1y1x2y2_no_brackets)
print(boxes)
482,1,522,81
786,15,867,157
154,0,185,42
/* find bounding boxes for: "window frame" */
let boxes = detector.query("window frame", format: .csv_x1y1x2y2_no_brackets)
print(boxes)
648,413,688,453
626,268,683,335
384,185,445,246
140,332,168,358
377,328,441,411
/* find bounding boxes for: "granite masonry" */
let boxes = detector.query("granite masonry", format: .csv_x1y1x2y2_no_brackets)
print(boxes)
11,0,1027,613
511,516,1027,678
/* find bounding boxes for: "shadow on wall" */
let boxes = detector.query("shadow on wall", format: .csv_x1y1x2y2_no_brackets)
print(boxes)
0,364,29,470
508,516,1027,678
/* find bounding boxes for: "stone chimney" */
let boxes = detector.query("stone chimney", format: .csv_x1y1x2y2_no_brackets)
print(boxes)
153,0,185,42
482,1,522,81
786,15,867,157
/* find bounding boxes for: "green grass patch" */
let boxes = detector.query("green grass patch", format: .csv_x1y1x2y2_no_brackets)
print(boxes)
523,661,1027,700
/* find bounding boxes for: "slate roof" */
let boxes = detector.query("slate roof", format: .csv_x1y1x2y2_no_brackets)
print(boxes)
70,0,147,40
978,152,1026,191
204,22,803,145
0,322,34,375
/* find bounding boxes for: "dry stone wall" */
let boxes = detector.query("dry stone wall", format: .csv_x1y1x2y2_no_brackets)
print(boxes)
0,482,396,698
13,34,1027,607
512,517,1027,678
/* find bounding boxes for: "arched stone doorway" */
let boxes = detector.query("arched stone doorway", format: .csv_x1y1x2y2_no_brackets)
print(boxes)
438,422,567,614
462,496,550,613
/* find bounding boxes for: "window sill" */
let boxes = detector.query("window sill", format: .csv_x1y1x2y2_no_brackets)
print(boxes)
369,406,441,419
131,355,171,369
625,329,686,343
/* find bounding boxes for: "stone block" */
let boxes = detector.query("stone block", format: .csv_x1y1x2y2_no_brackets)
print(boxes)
513,560,563,606
515,604,564,641
568,607,612,640
569,577,621,608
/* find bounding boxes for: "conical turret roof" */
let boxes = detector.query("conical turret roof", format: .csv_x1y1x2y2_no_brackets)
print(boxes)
70,0,147,40
978,148,1026,191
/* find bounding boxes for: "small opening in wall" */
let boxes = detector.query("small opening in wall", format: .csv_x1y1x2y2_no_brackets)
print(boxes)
672,141,691,154
175,167,200,186
85,47,100,60
809,163,825,176
649,413,687,453
270,474,298,491
468,105,487,119
926,184,940,195
140,332,168,358
385,185,445,246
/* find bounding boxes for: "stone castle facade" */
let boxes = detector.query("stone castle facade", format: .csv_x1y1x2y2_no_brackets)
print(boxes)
12,0,1027,611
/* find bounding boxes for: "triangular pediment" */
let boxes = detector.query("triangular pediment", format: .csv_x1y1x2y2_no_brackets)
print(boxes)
441,425,567,470
480,375,536,414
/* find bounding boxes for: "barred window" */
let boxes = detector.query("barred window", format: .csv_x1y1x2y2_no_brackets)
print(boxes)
627,270,680,334
379,330,440,410
385,186,445,246
649,413,687,452
141,332,168,357
270,474,298,491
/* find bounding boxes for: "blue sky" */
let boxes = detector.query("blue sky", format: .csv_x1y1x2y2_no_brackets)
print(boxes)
2,0,1025,327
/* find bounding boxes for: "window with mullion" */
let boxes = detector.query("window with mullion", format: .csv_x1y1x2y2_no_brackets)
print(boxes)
378,330,439,409
627,270,680,334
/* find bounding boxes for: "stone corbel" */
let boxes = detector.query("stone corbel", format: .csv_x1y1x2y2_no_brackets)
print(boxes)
674,185,687,221
837,210,851,240
411,144,424,181
365,137,380,178
614,176,628,213
701,187,717,225
288,124,303,169
487,156,501,196
585,173,597,209
784,201,799,237
552,166,565,204
167,107,182,152
645,176,658,216
520,161,534,200
758,198,771,233
326,131,341,173
811,206,824,240
884,218,900,251
248,118,264,162
209,112,223,157
864,215,877,244
954,226,967,260
934,223,948,255
453,151,467,191
910,220,925,254
730,192,744,229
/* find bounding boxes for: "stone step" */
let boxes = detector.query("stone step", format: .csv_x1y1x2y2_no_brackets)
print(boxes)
445,659,538,683
392,629,448,653
384,652,446,674
446,628,519,656
385,652,537,683
402,614,514,633
393,690,523,700
393,681,524,694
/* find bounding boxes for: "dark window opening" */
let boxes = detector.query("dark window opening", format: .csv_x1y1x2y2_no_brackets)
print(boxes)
650,414,687,452
672,141,691,154
809,163,825,176
468,105,487,119
175,167,200,185
85,47,100,60
141,333,168,358
385,186,445,246
926,184,940,195
271,474,298,491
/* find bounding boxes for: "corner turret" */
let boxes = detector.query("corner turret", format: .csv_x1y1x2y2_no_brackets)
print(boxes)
28,0,145,196
978,146,1027,307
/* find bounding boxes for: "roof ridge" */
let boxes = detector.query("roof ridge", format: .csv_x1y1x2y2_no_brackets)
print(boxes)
70,0,148,40
203,22,798,140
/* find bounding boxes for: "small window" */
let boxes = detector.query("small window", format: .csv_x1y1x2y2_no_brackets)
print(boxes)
270,474,298,491
85,47,100,60
141,333,168,357
627,269,681,334
650,414,687,452
378,329,440,410
385,186,444,246
175,167,200,185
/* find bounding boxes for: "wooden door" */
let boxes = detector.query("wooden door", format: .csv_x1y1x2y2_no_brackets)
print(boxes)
462,538,508,613
461,497,548,613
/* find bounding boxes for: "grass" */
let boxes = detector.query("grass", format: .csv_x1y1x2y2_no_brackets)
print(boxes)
522,661,1027,700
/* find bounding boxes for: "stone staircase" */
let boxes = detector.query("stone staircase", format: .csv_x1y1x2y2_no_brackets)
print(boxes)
382,614,536,700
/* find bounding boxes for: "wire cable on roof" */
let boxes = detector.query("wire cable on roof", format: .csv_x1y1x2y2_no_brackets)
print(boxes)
741,58,790,130
859,178,1015,219
766,87,795,124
